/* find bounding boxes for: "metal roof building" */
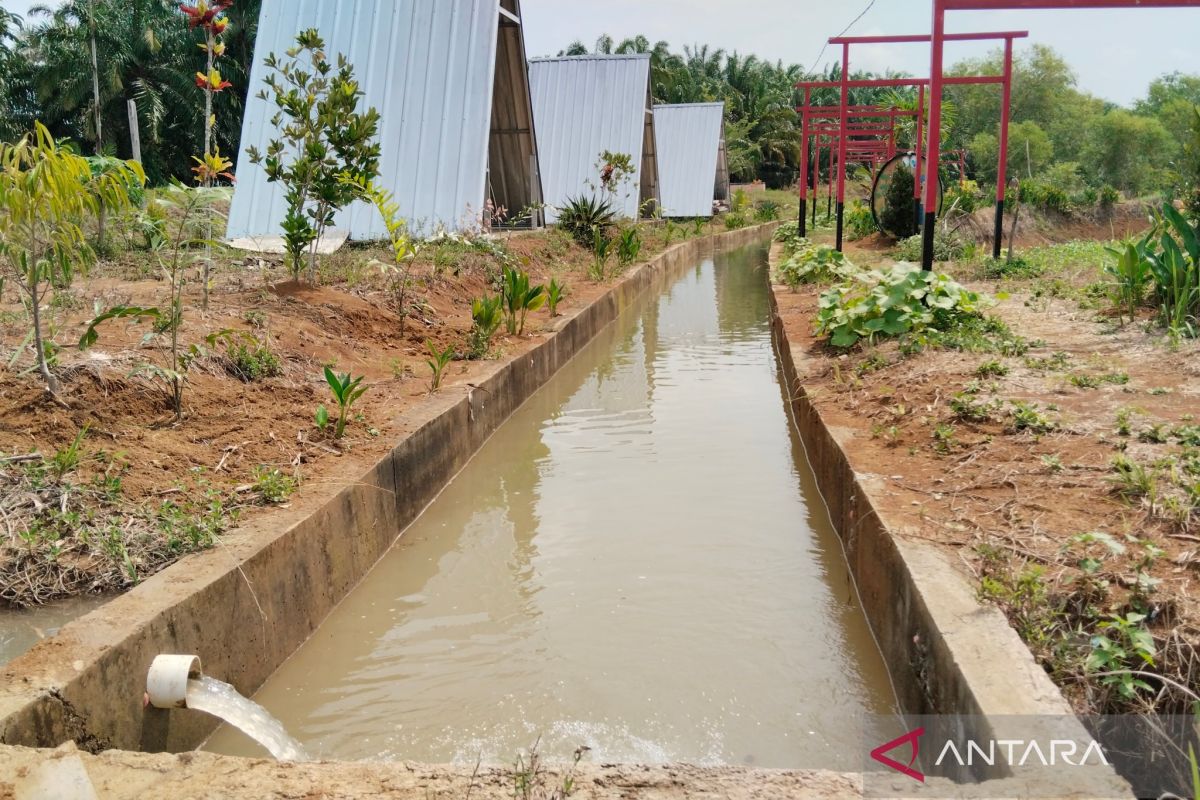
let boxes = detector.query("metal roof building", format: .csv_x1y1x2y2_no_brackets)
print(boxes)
652,103,730,218
227,0,541,241
528,55,658,223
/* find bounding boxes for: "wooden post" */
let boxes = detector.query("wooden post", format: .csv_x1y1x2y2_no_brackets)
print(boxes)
127,99,142,165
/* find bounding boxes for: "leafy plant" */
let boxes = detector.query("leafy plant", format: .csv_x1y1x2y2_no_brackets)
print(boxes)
184,0,236,310
468,295,504,359
557,194,616,248
845,200,876,240
590,150,636,206
247,29,382,283
895,229,968,262
1087,613,1157,700
975,359,1009,378
0,124,143,395
816,263,987,348
723,212,749,230
754,199,782,221
253,466,297,504
1143,204,1200,341
775,241,859,290
616,226,642,269
345,175,418,333
1111,454,1160,508
501,266,546,336
1009,401,1057,434
219,332,282,382
322,366,368,439
879,162,917,239
425,340,454,392
546,278,566,317
1104,237,1154,324
590,227,613,281
50,425,90,483
79,185,225,417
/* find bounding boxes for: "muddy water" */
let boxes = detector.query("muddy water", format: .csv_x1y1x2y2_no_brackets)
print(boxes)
206,245,896,768
0,595,107,666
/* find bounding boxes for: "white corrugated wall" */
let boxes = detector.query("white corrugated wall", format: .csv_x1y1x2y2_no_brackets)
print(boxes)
653,103,726,218
528,55,653,223
227,0,503,240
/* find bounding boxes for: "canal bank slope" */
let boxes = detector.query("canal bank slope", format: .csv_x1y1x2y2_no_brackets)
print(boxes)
0,225,778,755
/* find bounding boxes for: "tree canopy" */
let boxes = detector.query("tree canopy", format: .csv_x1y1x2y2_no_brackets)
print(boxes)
0,11,1194,199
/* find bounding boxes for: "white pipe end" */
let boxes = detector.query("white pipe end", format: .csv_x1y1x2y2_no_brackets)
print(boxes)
146,654,202,709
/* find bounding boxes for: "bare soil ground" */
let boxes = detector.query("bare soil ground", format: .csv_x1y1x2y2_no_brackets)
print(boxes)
772,216,1200,717
0,214,734,608
0,743,862,800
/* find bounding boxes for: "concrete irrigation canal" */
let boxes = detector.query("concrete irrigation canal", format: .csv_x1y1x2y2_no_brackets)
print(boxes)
0,226,1132,797
203,243,897,767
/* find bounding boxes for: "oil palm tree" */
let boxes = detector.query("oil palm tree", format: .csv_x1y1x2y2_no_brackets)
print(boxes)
22,0,259,183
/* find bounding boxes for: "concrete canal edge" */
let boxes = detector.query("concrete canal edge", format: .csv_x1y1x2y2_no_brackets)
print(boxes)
766,244,1130,795
0,223,777,755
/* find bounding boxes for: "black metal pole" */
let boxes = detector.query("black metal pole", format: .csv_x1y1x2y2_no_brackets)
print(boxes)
992,198,1005,260
921,211,937,270
798,188,807,238
835,202,845,251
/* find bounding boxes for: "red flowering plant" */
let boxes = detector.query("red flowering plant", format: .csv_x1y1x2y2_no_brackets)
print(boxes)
180,0,234,308
182,1,235,182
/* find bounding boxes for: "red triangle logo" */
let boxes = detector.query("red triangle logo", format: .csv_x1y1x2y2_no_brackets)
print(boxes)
870,727,925,783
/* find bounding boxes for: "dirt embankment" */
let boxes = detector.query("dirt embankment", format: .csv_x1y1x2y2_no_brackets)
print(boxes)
955,200,1153,249
771,234,1200,718
0,220,724,607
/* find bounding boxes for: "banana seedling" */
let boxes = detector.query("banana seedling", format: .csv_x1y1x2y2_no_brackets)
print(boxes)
321,366,369,439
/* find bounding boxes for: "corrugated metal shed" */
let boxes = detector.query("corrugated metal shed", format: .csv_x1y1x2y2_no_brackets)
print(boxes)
227,0,541,241
653,103,730,218
528,55,658,223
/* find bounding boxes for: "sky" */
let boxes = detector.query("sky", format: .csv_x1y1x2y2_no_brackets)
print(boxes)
3,0,1196,106
518,0,1197,107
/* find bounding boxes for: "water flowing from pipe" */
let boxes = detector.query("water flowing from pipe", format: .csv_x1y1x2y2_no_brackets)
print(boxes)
185,677,307,761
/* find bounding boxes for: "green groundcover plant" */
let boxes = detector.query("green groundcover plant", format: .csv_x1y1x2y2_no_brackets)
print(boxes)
817,262,987,348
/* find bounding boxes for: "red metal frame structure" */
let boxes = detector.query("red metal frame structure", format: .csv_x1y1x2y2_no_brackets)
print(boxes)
797,100,917,236
921,1,1200,269
798,68,1019,249
824,31,1026,253
801,86,931,237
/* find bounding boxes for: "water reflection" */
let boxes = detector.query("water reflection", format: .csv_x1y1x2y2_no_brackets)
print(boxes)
205,245,896,768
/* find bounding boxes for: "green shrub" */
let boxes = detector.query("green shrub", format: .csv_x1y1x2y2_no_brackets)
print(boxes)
945,179,986,216
558,195,616,247
1100,185,1121,208
845,200,876,240
774,221,809,256
723,212,749,230
774,220,799,243
775,242,860,290
880,163,917,239
894,230,969,262
816,262,987,348
227,340,283,382
754,200,782,221
1019,180,1072,214
1072,187,1099,207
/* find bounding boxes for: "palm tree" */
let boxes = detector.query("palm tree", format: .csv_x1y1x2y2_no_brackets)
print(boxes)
20,0,258,184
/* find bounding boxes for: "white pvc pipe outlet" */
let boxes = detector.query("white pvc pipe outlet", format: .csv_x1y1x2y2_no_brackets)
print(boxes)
146,654,202,709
